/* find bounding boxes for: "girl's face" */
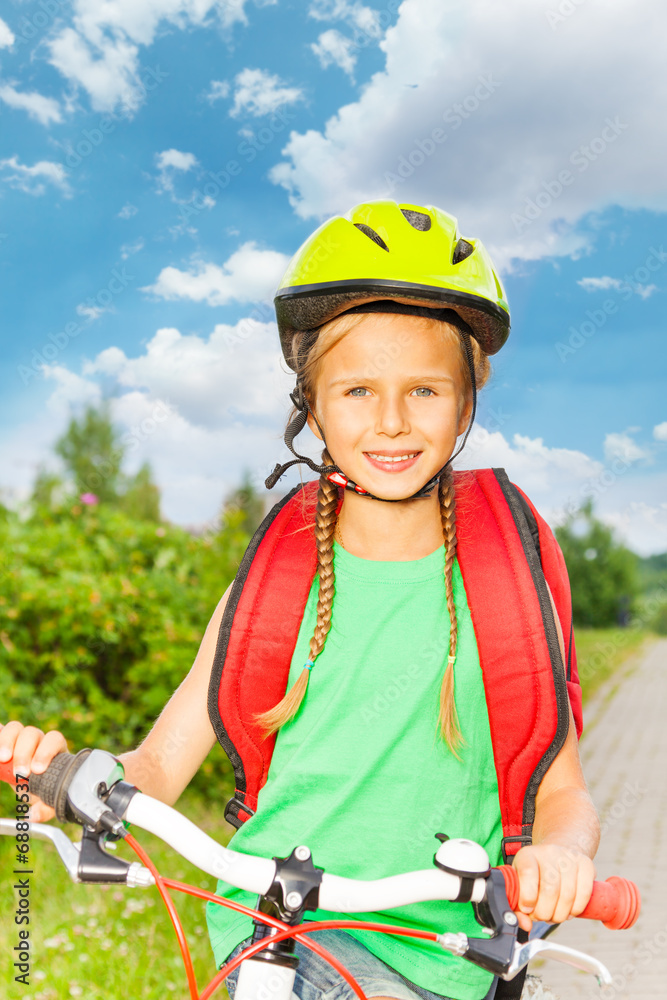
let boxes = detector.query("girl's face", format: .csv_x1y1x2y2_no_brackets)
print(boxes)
307,312,472,501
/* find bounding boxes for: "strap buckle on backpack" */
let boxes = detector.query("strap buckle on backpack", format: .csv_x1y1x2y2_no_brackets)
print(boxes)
224,795,256,829
501,835,533,864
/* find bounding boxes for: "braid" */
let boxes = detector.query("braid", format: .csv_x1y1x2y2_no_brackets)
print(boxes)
255,449,339,735
438,466,464,756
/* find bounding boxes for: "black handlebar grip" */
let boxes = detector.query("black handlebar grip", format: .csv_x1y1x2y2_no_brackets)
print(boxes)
28,749,92,822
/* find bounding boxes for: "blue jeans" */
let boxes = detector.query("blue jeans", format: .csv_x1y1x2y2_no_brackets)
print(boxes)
223,927,498,1000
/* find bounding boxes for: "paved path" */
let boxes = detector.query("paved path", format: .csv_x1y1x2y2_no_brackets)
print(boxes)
532,637,667,999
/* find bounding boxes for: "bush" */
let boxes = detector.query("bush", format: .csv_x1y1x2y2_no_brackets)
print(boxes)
0,502,249,794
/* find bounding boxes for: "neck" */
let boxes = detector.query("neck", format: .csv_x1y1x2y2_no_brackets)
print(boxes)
336,489,444,560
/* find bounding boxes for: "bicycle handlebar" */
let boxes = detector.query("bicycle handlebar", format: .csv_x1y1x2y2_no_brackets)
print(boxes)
1,750,641,929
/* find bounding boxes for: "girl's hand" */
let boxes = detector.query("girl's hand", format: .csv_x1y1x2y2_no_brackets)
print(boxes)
512,842,596,932
0,721,69,822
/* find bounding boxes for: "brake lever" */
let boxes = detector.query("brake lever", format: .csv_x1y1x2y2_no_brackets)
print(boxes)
0,818,153,887
505,937,613,986
434,862,613,986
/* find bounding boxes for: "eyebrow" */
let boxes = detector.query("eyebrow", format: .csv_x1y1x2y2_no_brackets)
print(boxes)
327,374,457,388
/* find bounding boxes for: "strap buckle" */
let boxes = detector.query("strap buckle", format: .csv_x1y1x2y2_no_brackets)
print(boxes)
224,796,256,830
501,835,533,865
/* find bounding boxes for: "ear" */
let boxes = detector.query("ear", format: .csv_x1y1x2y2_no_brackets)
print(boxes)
306,408,323,441
457,394,473,437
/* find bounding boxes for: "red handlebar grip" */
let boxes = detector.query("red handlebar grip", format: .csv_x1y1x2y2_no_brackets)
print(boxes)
496,865,641,929
0,760,19,786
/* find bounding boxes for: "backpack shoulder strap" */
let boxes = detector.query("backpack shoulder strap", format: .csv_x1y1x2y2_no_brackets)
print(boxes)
454,468,573,860
207,481,340,827
508,479,582,737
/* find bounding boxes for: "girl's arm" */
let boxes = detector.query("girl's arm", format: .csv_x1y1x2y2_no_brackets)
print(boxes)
512,583,600,931
0,580,235,818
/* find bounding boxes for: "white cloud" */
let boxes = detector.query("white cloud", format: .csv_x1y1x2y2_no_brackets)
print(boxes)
0,155,70,196
308,0,382,37
270,0,667,267
0,83,62,125
578,275,657,299
230,68,304,118
43,365,103,413
204,80,230,103
120,237,145,259
654,422,667,442
76,302,106,321
156,148,197,172
118,202,138,218
0,18,14,49
141,241,289,306
456,427,603,498
46,0,258,112
586,487,667,557
48,27,143,114
155,148,198,193
84,320,289,428
603,432,648,464
634,283,657,300
311,29,357,78
578,276,623,293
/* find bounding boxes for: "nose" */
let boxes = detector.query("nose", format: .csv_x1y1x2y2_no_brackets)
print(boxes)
374,391,411,437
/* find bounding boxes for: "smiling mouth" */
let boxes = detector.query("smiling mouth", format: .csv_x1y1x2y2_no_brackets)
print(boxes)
365,452,421,463
362,451,422,472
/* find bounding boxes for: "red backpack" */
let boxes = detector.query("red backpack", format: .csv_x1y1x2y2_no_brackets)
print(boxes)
208,468,582,863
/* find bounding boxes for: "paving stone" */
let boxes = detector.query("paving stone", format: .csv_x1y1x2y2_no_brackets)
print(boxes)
529,639,667,999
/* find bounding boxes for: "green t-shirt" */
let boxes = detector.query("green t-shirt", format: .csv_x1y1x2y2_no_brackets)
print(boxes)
206,540,503,1000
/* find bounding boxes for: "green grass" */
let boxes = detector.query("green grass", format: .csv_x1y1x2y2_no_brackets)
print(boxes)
0,790,235,1000
574,626,652,704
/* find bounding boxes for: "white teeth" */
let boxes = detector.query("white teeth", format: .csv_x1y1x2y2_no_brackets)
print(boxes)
367,453,418,463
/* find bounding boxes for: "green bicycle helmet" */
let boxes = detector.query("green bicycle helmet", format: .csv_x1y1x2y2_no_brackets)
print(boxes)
275,199,510,370
266,200,510,502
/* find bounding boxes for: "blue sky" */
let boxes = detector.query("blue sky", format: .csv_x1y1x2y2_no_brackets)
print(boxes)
0,0,665,553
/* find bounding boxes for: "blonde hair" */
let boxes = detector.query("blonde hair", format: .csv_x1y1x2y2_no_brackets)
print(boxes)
255,309,491,751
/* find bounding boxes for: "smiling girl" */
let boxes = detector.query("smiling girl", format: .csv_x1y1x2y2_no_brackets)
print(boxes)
0,201,598,1000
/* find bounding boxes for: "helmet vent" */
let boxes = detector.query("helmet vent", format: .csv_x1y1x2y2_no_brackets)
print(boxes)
400,208,431,231
353,223,389,252
453,238,474,264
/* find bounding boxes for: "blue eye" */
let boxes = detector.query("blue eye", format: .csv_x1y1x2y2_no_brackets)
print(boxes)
413,387,434,396
348,387,368,396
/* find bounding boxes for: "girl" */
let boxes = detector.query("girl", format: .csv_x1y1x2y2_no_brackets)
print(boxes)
0,200,599,1000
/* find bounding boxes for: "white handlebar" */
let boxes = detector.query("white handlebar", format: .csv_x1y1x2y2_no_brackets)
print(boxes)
125,793,488,911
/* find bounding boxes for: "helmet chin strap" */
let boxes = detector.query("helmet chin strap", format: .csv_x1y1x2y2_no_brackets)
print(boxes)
265,328,477,502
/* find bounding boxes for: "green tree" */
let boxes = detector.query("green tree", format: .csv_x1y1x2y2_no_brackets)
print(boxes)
118,462,161,522
55,403,123,502
555,500,639,627
50,404,161,522
222,469,265,536
30,467,64,509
